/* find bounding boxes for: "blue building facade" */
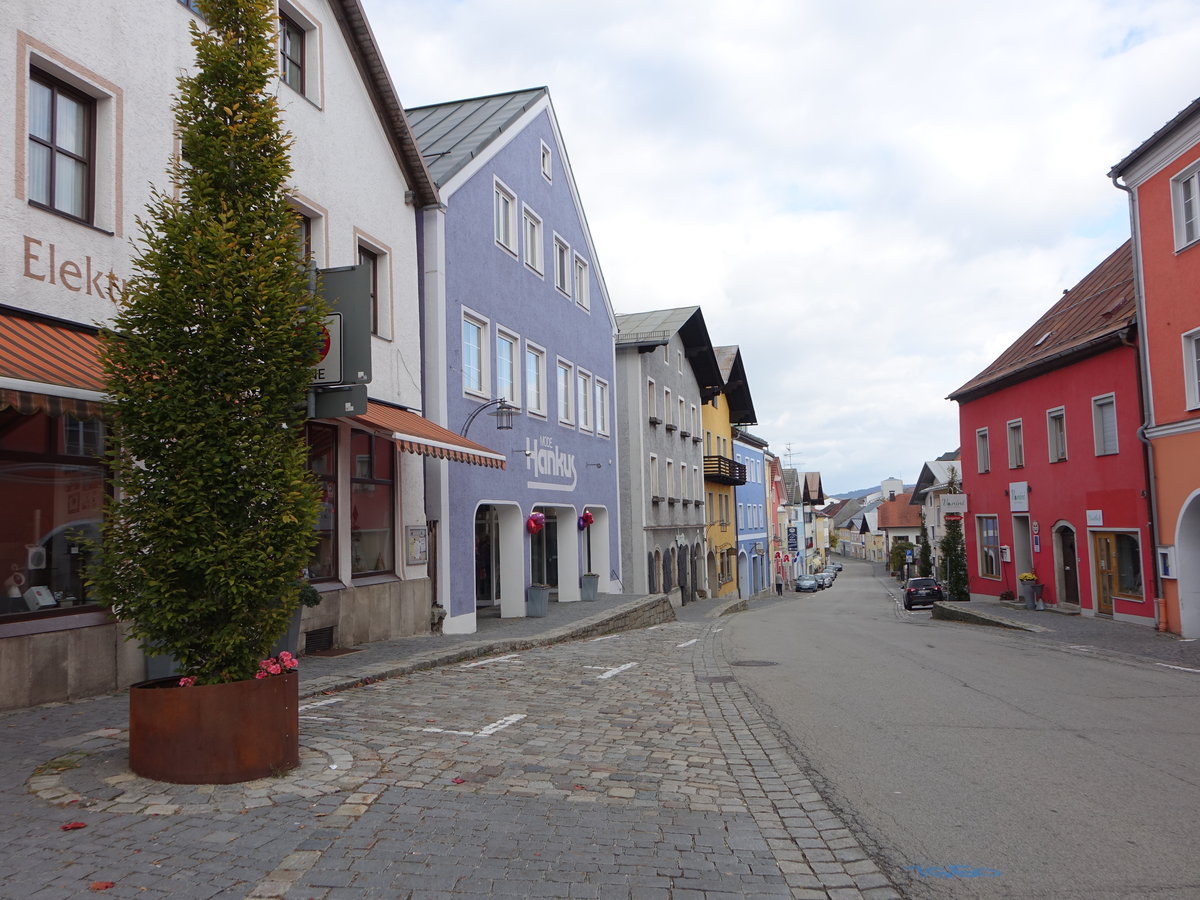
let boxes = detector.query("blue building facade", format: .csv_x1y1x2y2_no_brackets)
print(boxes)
734,430,769,597
410,89,620,633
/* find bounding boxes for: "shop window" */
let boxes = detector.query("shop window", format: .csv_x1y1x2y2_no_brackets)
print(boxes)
977,514,1000,579
306,423,337,581
0,410,106,617
350,430,394,576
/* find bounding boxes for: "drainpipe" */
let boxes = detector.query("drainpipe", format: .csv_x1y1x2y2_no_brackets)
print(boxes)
1113,173,1166,631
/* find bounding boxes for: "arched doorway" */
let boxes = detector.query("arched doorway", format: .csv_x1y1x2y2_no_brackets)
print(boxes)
707,549,718,597
1177,491,1200,638
663,547,674,593
738,550,750,598
1054,523,1079,606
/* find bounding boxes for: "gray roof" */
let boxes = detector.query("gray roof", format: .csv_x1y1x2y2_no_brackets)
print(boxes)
616,306,723,402
615,307,700,342
405,88,547,187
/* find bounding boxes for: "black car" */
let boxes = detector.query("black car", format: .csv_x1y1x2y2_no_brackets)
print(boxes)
903,577,944,609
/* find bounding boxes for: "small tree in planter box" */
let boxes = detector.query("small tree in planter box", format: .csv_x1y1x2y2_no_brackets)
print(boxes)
91,0,323,781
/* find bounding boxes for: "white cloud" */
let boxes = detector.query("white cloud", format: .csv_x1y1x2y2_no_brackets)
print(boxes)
363,0,1200,492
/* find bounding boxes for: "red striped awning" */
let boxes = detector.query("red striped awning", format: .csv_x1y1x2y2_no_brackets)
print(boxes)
0,308,106,419
352,402,506,469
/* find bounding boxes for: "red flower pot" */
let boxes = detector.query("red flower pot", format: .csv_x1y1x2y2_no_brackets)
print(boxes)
128,670,299,784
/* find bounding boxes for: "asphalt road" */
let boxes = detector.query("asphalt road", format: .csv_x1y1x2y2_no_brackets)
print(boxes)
724,558,1200,899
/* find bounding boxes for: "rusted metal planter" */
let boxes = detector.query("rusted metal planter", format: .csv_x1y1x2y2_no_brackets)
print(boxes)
128,671,298,784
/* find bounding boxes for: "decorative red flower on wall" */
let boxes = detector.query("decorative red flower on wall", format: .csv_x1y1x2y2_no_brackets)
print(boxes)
578,510,594,531
526,512,546,535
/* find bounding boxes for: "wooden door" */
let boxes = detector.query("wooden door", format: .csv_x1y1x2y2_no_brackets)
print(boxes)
1092,533,1115,616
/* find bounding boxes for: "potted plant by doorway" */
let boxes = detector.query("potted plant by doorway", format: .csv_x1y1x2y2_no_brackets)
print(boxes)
578,510,599,601
89,0,325,785
1018,571,1044,610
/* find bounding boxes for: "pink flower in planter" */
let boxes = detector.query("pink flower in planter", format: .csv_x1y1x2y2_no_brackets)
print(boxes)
178,676,197,687
255,671,269,680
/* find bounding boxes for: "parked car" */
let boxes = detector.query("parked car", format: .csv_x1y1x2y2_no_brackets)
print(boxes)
903,577,944,609
814,572,834,589
829,561,843,571
822,566,838,580
795,574,820,592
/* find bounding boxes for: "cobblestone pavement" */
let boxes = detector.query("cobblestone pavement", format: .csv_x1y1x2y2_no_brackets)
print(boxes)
3,593,901,900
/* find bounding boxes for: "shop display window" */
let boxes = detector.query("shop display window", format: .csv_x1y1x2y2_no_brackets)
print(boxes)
0,410,106,617
305,423,337,581
350,430,393,576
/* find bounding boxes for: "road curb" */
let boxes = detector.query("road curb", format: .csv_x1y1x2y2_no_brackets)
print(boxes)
931,600,1051,632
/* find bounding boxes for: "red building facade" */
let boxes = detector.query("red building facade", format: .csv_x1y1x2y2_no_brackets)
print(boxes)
950,242,1156,625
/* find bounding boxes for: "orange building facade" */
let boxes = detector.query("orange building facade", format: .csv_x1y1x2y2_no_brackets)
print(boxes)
1111,98,1200,636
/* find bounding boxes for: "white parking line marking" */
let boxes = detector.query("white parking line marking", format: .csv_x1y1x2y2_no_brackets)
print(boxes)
1157,663,1200,673
676,639,698,648
596,662,637,680
461,654,519,668
420,713,527,738
477,713,527,735
299,698,347,711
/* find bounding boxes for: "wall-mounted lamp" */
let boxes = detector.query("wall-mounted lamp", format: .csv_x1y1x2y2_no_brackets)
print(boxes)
460,398,517,436
585,462,604,469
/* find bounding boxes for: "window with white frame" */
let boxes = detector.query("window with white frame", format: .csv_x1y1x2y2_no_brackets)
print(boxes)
576,369,593,431
666,460,674,499
664,388,672,426
1007,419,1024,468
1093,394,1118,455
647,379,657,421
540,141,552,181
649,454,660,498
496,330,518,405
678,398,686,434
462,313,487,397
1172,160,1200,250
595,379,610,435
525,343,546,416
553,237,570,296
737,503,744,528
976,428,990,473
523,207,543,273
574,256,590,310
557,359,573,424
1184,328,1200,409
1047,407,1067,462
494,179,516,252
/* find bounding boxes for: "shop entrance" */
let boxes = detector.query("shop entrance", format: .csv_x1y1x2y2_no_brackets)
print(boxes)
530,507,558,590
474,506,500,609
1056,525,1079,605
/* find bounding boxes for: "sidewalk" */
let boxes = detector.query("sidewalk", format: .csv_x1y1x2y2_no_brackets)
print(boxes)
296,590,741,698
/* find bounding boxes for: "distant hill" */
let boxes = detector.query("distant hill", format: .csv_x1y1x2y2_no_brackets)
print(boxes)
829,484,915,501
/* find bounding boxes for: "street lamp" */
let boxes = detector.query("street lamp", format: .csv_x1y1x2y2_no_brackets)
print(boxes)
459,398,517,437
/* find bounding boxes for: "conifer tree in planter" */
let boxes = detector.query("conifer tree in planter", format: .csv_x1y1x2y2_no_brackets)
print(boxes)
91,0,324,783
938,468,970,602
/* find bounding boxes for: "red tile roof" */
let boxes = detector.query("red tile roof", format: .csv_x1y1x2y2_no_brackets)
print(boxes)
948,241,1135,402
876,494,922,529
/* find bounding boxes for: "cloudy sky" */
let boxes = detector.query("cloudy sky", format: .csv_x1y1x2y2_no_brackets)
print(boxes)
362,0,1200,495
